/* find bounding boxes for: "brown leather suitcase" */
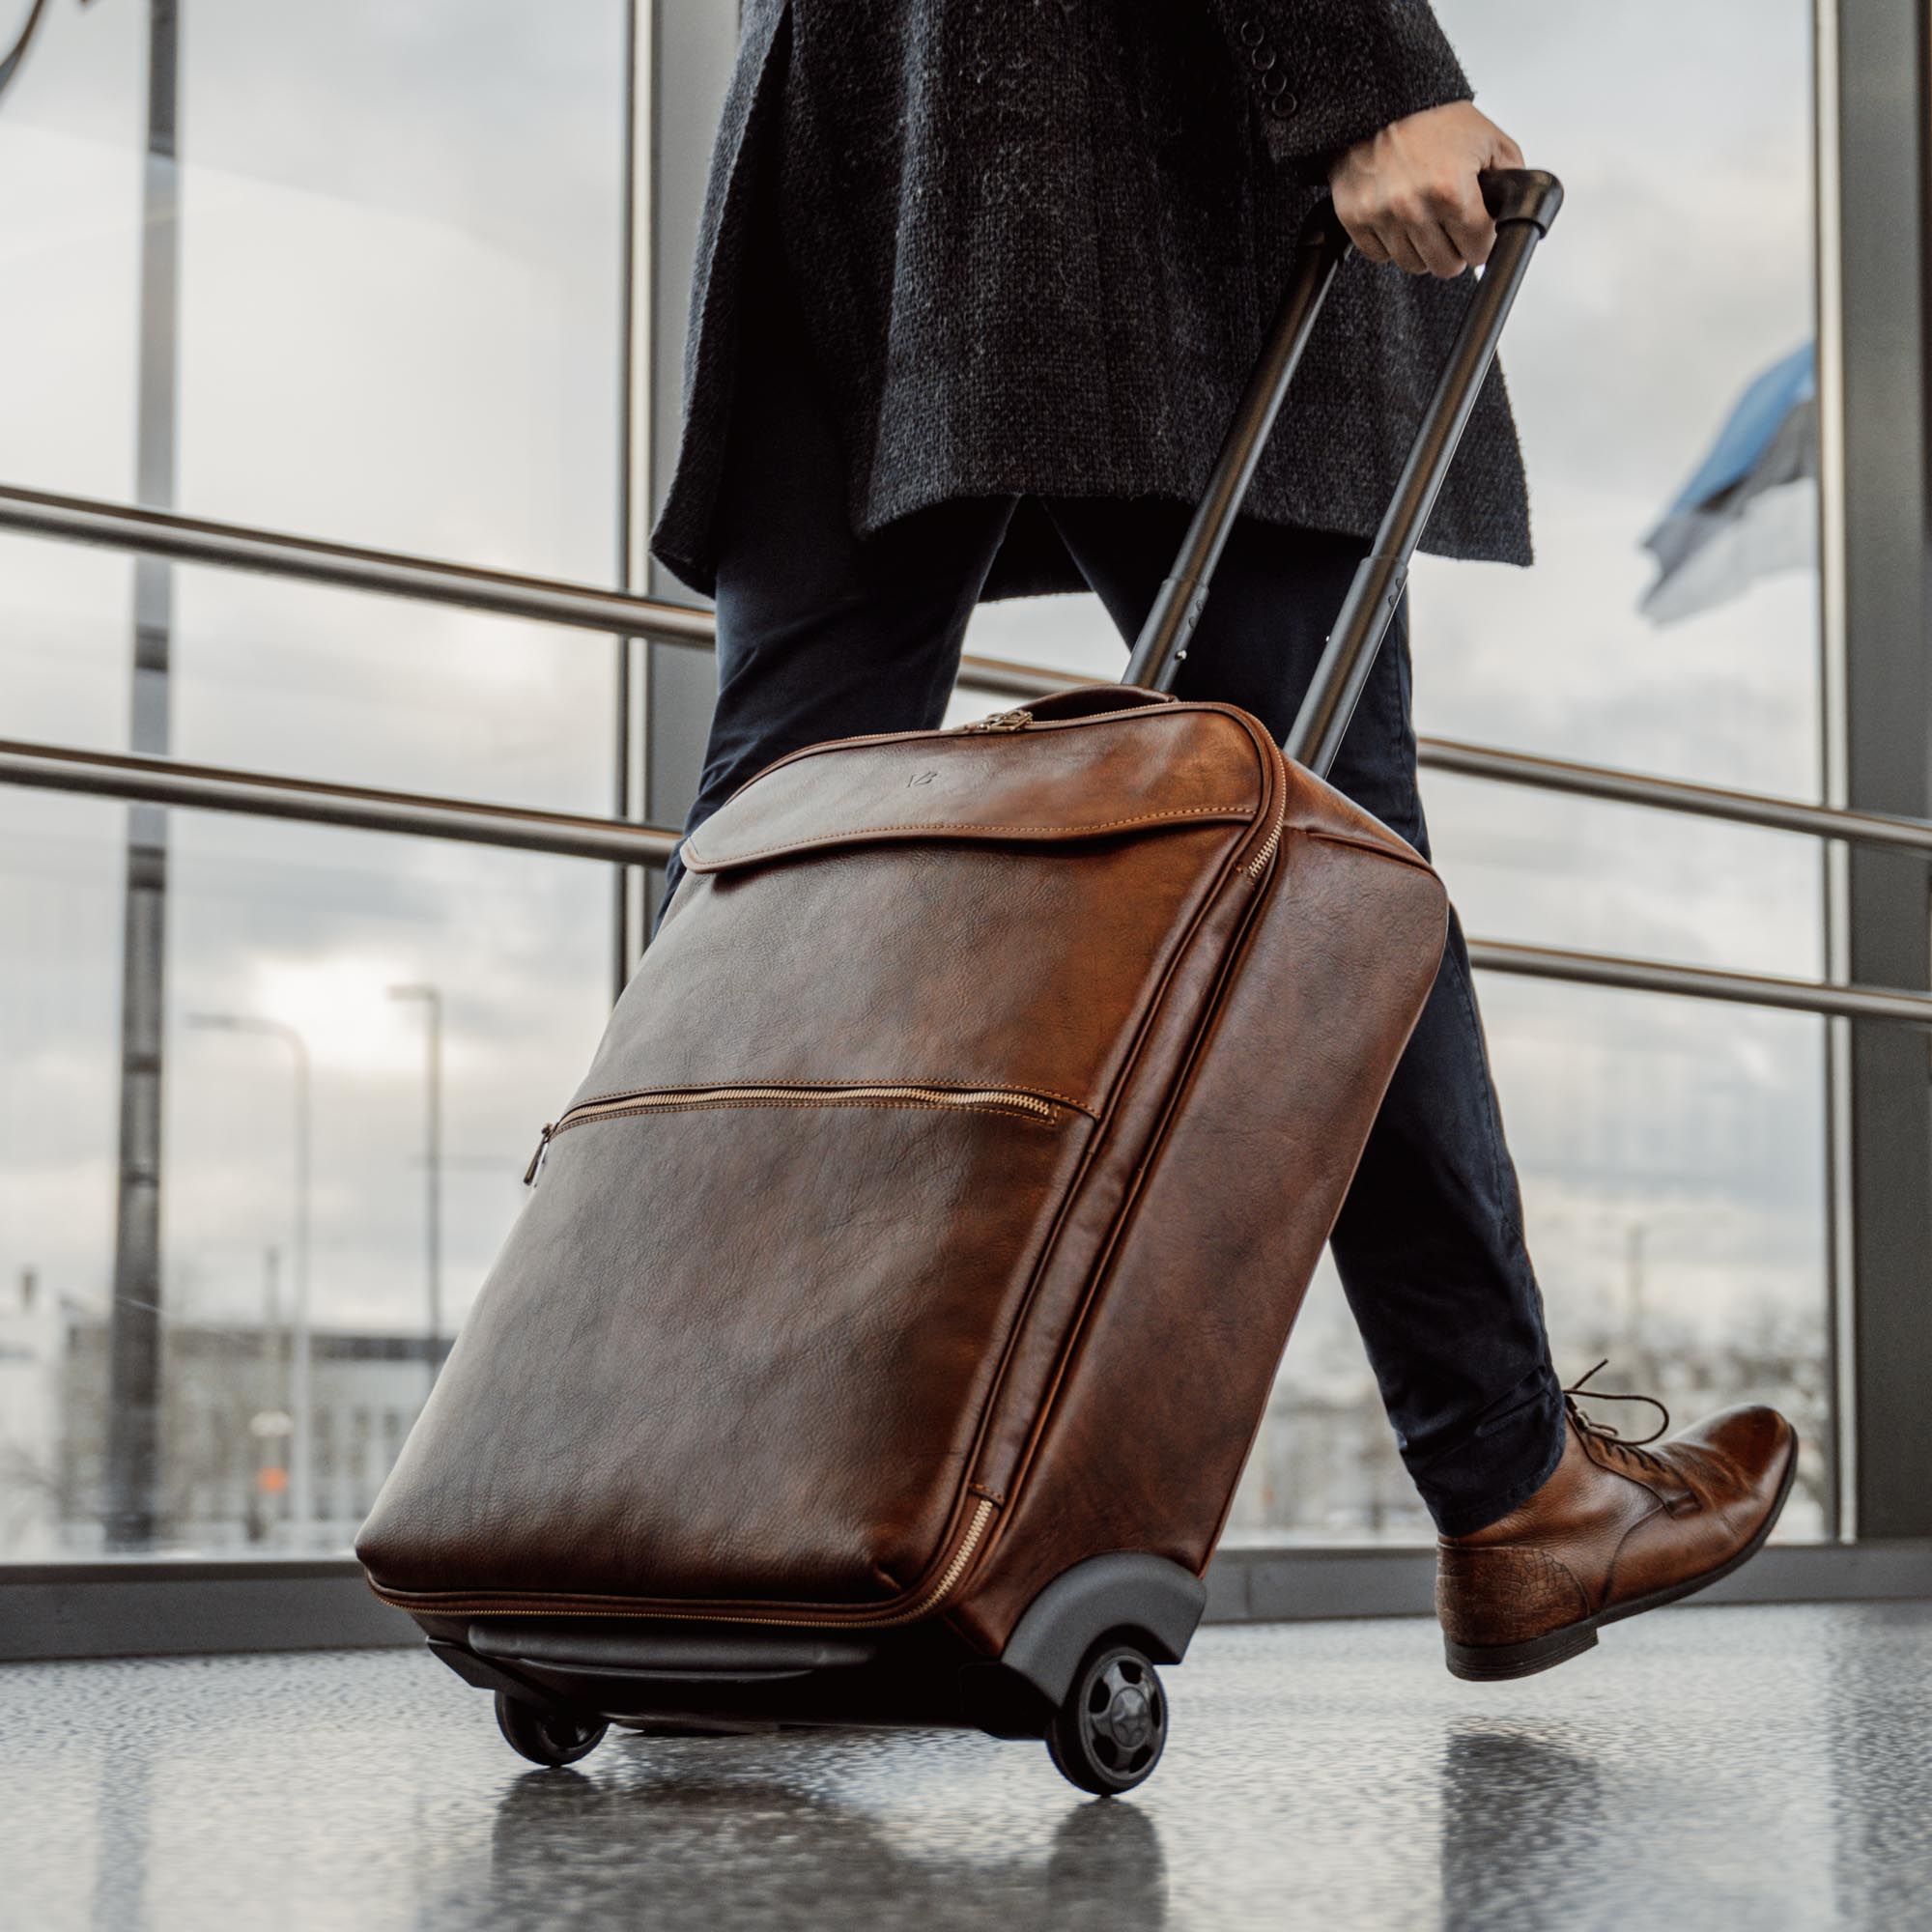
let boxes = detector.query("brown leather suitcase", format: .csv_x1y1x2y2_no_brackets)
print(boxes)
357,172,1561,1794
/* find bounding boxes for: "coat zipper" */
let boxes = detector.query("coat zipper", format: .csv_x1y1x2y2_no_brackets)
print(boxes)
526,1082,1067,1184
371,1496,1001,1629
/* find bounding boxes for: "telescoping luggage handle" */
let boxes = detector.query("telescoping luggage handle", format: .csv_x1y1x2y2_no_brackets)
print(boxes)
1121,167,1565,781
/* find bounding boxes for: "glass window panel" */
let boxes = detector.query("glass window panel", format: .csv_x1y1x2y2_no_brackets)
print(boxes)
0,0,627,581
0,0,146,503
1,537,617,816
1428,779,1825,981
175,0,627,576
0,792,612,1558
1415,1,1820,793
0,532,138,749
1226,984,1832,1547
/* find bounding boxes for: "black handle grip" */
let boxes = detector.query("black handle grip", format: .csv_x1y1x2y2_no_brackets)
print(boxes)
1125,166,1563,777
1481,166,1566,234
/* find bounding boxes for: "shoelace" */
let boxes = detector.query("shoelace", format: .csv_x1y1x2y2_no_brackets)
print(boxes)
1563,1360,1672,1477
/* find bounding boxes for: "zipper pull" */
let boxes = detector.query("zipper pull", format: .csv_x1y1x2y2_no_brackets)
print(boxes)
960,708,1033,733
523,1123,554,1187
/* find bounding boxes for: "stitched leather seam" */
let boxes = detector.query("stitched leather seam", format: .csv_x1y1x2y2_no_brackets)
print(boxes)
1303,827,1440,878
1130,768,1319,1564
1581,1432,1686,1513
688,804,1257,868
1601,1497,1670,1605
1151,778,1444,1562
713,698,1262,805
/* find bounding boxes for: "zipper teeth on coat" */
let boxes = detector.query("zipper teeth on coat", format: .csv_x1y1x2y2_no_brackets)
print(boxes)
371,1498,1000,1630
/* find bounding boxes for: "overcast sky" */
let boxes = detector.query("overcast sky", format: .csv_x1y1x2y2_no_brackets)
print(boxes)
0,1,1828,1547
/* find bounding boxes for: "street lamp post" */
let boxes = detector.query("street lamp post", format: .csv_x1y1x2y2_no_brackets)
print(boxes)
388,984,442,1378
188,1012,313,1541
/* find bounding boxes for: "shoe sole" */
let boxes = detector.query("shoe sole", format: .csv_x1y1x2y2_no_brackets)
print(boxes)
1441,1441,1801,1684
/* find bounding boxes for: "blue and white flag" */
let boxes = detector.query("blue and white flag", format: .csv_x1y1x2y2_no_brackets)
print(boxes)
1639,342,1818,625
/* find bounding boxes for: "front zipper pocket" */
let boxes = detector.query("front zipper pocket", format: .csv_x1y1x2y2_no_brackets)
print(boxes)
526,1080,1080,1184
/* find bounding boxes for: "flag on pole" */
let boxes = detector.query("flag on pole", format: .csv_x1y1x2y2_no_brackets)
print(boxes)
1638,342,1818,626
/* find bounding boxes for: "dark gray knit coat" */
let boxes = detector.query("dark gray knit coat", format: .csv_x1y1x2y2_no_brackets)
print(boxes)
650,0,1530,601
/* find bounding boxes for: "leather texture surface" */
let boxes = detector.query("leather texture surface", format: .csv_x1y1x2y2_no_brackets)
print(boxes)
683,702,1261,872
357,700,1449,1631
586,823,1244,1117
1435,1404,1799,1650
361,1096,1089,1608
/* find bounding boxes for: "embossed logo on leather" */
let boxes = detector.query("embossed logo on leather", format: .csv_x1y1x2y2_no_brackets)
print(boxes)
907,770,938,787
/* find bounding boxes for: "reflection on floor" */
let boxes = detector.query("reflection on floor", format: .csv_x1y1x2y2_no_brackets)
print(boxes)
6,1604,1930,1930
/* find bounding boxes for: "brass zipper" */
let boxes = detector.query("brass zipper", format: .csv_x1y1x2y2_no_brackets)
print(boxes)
1247,745,1290,880
526,1082,1065,1184
958,707,1034,733
373,1496,1001,1630
901,1495,999,1619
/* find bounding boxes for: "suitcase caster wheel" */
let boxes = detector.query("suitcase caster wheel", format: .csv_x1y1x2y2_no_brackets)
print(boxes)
494,1690,609,1768
1045,1640,1167,1796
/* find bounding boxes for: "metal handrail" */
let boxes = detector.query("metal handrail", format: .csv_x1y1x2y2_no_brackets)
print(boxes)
0,485,717,643
0,738,678,865
1419,738,1932,855
1466,942,1932,1027
3,481,1924,856
5,735,1929,1028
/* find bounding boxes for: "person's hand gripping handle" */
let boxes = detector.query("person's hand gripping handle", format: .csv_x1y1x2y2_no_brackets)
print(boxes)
1328,100,1525,276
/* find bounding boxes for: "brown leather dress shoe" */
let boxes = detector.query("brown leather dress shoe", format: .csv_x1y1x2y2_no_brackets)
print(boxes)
1435,1366,1798,1682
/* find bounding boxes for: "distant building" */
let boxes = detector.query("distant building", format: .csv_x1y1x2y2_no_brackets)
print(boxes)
1225,1362,1433,1546
13,1316,446,1557
0,1270,66,1556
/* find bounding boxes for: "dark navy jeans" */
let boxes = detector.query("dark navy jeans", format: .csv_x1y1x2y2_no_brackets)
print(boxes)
659,270,1567,1538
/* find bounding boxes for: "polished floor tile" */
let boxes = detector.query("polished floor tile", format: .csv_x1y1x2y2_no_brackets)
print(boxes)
5,1604,1930,1931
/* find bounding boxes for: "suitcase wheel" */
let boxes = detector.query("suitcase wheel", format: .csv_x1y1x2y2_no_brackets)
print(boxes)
1045,1639,1168,1796
494,1690,610,1769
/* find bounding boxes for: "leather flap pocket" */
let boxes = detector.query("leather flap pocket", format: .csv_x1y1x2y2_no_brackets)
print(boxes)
682,710,1264,875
